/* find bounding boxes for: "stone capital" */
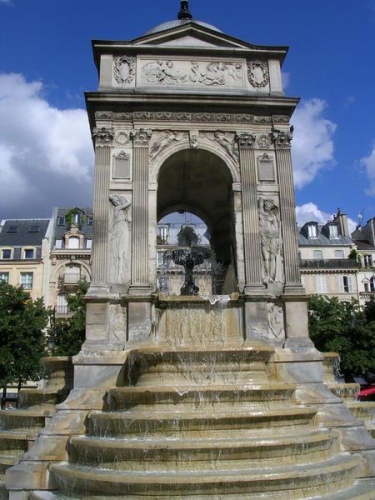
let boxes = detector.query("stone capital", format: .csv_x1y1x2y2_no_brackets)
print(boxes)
236,132,257,149
131,128,153,147
270,128,293,149
92,127,114,147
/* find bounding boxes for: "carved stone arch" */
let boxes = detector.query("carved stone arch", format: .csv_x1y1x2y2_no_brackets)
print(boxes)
151,140,240,185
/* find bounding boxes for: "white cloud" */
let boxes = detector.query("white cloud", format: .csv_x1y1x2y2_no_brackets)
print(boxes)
360,145,375,195
0,73,94,218
0,0,11,4
291,98,337,188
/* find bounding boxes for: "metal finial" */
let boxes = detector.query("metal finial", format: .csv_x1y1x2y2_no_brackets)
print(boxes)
178,1,193,20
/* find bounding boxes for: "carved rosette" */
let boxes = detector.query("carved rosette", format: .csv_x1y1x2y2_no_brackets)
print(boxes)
257,134,272,149
270,128,293,149
247,61,269,88
236,132,257,149
131,129,152,148
115,131,130,146
114,56,136,85
92,127,114,147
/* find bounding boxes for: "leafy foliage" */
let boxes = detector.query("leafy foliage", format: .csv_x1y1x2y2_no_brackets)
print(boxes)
308,295,375,379
0,282,48,400
50,281,88,356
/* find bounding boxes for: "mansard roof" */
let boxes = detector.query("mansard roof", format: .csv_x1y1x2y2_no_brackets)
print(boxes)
0,219,50,247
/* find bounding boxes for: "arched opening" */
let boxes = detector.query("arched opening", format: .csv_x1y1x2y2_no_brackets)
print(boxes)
157,149,237,294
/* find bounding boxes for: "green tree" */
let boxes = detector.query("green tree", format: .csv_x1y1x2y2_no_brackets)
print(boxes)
308,295,375,380
50,281,88,356
0,282,48,408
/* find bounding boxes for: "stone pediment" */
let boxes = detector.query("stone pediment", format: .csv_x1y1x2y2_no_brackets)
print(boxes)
132,23,280,53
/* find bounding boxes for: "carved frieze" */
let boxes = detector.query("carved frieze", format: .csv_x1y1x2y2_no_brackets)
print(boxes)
200,131,239,161
94,111,272,124
273,115,290,124
236,132,257,149
131,128,152,147
141,59,244,88
270,128,293,149
149,131,185,159
247,61,270,88
92,127,114,147
114,56,136,85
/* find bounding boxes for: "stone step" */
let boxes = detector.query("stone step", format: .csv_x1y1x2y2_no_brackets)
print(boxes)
124,346,273,387
29,477,375,500
0,409,52,431
51,454,361,497
0,431,29,452
88,407,317,438
107,384,296,411
69,429,339,471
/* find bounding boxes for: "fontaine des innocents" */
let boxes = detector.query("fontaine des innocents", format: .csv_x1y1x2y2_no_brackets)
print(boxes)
4,2,375,499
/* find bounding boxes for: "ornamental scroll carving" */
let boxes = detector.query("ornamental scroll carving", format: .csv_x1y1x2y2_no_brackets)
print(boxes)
149,131,185,159
114,56,136,85
141,60,244,87
92,127,114,147
247,61,269,88
200,131,239,162
270,128,293,149
131,129,152,147
236,132,257,149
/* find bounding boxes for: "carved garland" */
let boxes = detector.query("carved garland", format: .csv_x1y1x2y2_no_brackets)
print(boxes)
114,56,136,85
247,61,269,88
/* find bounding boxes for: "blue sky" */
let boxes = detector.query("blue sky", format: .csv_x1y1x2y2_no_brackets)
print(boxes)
1,0,375,231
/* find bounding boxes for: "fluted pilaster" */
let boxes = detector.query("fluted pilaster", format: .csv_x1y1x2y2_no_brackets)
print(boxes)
236,132,265,293
91,127,114,287
271,129,303,292
129,129,152,295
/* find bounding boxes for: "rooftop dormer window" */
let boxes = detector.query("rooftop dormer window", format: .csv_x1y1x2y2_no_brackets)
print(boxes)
307,224,318,239
7,226,18,233
57,217,66,226
29,225,40,233
329,224,339,239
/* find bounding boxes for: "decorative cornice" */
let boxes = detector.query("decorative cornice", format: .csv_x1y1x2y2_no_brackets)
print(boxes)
131,128,153,147
95,111,273,124
270,128,293,149
92,127,114,147
236,132,257,149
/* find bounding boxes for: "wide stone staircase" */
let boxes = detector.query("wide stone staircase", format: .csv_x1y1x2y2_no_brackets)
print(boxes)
29,344,375,499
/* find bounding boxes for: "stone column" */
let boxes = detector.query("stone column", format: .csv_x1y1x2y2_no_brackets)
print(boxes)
271,129,304,294
91,127,114,289
236,132,265,294
129,128,152,295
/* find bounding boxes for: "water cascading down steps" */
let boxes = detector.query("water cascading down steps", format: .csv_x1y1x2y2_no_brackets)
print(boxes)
30,343,374,499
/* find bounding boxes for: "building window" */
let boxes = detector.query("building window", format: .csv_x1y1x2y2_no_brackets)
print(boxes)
29,225,40,233
57,217,66,226
0,272,9,283
24,249,34,259
308,225,318,239
342,276,353,293
364,255,373,267
364,282,370,293
315,275,327,293
20,272,33,289
329,225,339,239
86,239,92,249
68,237,80,249
56,294,69,315
335,250,344,259
313,250,323,260
55,239,63,249
72,213,81,225
157,251,166,268
157,226,168,244
64,265,81,284
87,216,93,226
2,249,11,259
370,277,375,293
7,226,18,233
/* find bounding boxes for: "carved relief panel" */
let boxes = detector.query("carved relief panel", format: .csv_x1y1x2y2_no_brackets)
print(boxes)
112,151,131,180
257,153,275,183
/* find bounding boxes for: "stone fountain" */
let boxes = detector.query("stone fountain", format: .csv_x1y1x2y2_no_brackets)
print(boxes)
4,1,375,498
